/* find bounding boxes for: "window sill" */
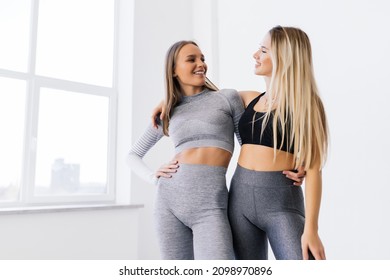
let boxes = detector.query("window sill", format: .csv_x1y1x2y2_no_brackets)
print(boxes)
0,203,144,215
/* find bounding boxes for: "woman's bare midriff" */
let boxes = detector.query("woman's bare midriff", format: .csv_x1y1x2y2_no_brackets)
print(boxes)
238,144,295,171
173,147,232,167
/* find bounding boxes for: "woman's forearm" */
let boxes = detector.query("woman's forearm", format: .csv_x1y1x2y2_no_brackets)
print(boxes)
303,168,322,232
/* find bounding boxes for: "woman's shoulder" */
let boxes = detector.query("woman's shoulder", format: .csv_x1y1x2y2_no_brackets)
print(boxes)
213,88,240,101
217,88,239,95
210,89,243,111
238,90,262,107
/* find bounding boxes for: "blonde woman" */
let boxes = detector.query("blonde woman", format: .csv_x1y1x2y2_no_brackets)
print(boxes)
229,26,328,260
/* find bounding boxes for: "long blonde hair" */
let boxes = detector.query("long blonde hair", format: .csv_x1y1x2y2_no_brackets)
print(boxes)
162,40,218,136
264,26,328,170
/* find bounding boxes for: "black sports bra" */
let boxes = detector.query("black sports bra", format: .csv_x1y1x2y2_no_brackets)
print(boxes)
238,92,294,153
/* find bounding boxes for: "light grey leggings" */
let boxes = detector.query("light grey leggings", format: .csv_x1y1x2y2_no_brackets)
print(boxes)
228,164,306,260
155,163,234,260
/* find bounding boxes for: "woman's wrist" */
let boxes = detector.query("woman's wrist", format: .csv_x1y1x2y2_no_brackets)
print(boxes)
303,223,318,234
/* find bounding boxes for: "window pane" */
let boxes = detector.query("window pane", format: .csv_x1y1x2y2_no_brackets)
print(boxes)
0,78,26,201
35,88,109,196
36,0,114,86
0,0,30,72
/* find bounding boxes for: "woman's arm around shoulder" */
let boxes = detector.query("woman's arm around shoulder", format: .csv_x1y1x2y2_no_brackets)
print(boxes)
151,100,164,128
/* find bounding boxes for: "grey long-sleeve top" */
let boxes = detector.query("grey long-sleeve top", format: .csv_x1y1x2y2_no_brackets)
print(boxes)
127,88,244,184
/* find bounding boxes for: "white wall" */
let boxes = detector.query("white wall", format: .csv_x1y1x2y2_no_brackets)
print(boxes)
0,207,141,259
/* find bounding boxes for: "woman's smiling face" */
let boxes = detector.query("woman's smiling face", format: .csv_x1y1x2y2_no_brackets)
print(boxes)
253,33,273,77
174,43,207,95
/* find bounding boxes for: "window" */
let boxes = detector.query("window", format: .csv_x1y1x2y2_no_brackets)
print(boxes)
34,88,109,198
0,77,26,202
0,0,130,207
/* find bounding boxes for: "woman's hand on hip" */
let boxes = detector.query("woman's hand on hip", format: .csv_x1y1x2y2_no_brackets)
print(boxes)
283,166,306,186
155,160,179,178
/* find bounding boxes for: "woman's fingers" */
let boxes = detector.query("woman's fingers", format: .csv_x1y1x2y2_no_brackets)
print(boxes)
155,161,179,178
283,170,304,186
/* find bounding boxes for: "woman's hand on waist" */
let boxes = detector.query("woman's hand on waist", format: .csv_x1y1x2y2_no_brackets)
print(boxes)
155,160,179,179
283,166,306,186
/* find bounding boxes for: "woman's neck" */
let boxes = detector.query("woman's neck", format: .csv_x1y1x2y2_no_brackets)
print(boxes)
182,86,205,97
264,76,271,93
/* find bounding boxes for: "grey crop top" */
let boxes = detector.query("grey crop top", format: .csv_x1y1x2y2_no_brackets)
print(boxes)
131,88,244,157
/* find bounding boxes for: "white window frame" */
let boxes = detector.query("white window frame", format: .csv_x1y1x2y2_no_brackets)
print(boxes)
0,0,134,208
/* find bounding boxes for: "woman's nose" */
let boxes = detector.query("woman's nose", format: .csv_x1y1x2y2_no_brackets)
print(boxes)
197,60,205,67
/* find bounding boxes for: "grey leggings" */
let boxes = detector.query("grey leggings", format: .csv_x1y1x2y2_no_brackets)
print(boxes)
228,164,306,260
155,163,234,260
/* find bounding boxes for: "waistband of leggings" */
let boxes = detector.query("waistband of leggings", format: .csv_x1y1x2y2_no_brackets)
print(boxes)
233,164,295,187
176,162,227,174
